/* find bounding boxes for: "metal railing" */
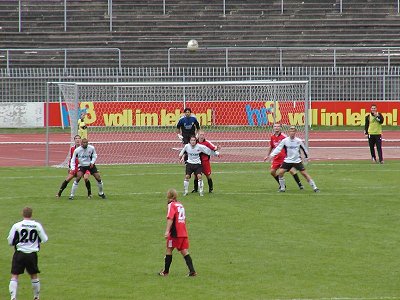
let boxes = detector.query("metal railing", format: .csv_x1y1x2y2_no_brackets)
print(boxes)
1,66,400,103
12,0,400,32
167,46,400,71
0,48,122,72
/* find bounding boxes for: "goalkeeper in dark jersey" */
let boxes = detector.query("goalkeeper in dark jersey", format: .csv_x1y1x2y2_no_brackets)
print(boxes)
176,108,200,144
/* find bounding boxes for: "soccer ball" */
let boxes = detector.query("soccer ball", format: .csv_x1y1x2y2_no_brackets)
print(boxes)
187,39,199,51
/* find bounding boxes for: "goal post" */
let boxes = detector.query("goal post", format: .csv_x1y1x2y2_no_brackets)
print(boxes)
46,80,310,165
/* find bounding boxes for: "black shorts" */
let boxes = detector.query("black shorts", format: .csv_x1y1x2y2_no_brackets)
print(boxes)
78,165,99,175
185,163,203,176
11,251,40,275
280,162,306,172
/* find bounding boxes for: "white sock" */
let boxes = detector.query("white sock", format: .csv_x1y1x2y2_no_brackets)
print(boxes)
70,181,79,196
9,279,17,300
31,278,40,299
278,177,286,190
198,180,204,194
184,180,189,193
97,180,104,194
308,179,317,189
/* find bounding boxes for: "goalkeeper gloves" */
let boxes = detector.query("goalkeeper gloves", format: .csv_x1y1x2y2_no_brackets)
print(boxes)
177,134,183,141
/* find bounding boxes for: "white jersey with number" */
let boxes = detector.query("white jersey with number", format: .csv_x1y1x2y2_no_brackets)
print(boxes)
7,219,48,253
179,144,213,164
270,136,308,163
70,145,97,170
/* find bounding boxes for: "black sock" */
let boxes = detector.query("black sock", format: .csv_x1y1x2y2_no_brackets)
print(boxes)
184,254,195,273
274,175,281,188
85,180,92,195
292,174,302,186
207,178,213,191
58,180,69,195
193,179,198,191
164,255,172,273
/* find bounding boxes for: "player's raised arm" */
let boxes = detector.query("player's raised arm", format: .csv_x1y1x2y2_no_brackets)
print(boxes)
197,144,213,156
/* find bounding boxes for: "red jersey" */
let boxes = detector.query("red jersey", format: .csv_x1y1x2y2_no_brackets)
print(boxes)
270,133,287,162
69,145,79,171
167,201,188,238
198,140,217,162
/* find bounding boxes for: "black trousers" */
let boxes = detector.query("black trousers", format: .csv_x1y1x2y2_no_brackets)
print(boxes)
368,134,383,162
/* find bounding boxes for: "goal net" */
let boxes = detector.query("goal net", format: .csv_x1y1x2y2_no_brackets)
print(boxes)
49,80,309,165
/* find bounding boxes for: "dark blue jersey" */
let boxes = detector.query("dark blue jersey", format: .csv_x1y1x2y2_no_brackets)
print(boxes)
176,115,200,137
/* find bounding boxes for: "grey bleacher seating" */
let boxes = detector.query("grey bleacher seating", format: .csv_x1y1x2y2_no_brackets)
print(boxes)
0,0,399,68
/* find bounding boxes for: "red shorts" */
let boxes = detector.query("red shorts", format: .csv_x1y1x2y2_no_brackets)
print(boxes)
271,157,284,170
68,169,90,176
201,160,212,176
166,237,189,251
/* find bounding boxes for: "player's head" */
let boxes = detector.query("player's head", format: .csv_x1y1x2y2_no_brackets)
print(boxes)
166,188,178,203
198,130,205,142
370,104,377,113
184,108,192,117
81,138,89,149
74,135,81,145
80,112,86,119
189,135,197,146
273,123,281,134
22,207,33,219
288,126,297,138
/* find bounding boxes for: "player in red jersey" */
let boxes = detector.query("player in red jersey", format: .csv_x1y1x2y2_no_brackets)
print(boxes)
264,124,303,190
56,135,91,198
159,189,197,277
192,130,219,193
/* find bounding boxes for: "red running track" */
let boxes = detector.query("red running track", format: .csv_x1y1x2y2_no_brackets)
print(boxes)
0,131,398,166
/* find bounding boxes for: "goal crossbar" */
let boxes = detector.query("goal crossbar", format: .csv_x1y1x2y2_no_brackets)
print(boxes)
50,80,309,87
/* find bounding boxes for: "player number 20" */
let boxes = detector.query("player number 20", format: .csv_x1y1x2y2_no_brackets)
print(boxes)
19,229,39,243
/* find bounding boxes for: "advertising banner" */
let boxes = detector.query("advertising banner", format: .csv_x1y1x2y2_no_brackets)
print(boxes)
44,100,399,127
0,101,400,128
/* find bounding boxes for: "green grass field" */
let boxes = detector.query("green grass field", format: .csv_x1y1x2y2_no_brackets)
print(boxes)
0,161,399,300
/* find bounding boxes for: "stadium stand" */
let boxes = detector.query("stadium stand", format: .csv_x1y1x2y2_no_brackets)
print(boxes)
0,0,399,68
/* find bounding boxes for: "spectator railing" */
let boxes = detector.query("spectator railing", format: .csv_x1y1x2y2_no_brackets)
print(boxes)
167,46,400,71
0,48,122,72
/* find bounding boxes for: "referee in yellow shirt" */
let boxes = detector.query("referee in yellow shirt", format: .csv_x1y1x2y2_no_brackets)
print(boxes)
364,104,384,164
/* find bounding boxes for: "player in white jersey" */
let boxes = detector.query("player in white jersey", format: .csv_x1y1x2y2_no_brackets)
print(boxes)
179,136,219,196
268,126,319,193
7,207,48,300
69,138,106,200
